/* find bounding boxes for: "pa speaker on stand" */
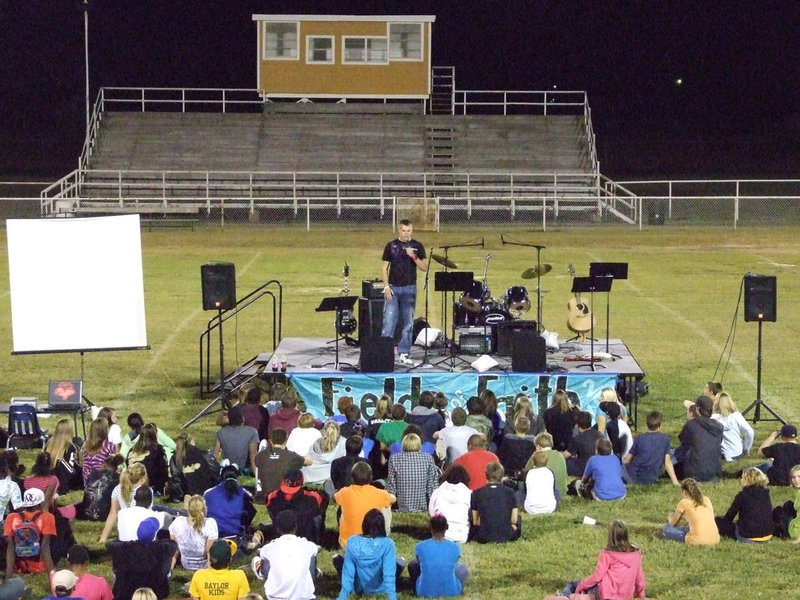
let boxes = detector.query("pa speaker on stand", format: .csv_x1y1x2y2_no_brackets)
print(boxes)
744,275,776,322
201,262,236,311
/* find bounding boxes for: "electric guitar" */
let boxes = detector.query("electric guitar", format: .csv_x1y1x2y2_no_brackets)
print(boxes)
567,264,593,341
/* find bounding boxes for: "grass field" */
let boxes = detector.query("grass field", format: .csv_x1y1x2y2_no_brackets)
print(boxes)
1,224,800,599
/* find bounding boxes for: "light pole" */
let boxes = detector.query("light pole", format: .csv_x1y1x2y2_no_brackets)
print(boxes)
83,0,90,130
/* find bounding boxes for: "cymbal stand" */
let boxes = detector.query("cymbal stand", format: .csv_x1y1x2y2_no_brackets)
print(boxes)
501,235,546,331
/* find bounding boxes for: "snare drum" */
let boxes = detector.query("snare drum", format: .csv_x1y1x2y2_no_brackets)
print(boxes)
460,280,491,314
504,285,531,318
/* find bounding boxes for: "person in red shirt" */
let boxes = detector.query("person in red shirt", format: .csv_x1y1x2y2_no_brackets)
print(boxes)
4,487,56,575
453,434,499,491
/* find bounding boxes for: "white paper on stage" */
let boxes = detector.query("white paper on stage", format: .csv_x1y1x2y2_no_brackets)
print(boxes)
7,214,148,353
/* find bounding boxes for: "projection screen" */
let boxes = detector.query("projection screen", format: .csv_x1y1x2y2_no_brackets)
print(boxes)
7,214,148,354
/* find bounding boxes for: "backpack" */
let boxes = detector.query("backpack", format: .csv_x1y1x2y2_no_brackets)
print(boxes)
12,511,42,557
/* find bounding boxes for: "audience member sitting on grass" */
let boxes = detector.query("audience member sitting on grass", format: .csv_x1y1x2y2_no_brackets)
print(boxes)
560,520,646,600
253,428,309,502
331,435,364,491
622,410,679,485
408,514,468,597
463,396,492,441
386,433,439,512
469,461,520,543
4,488,54,576
496,415,535,480
715,466,773,542
674,395,723,482
340,404,368,440
189,539,250,600
480,390,505,451
528,432,567,498
376,404,409,450
107,519,178,600
303,421,346,487
510,394,545,436
46,569,79,600
757,423,800,486
58,544,113,600
453,434,499,491
44,418,83,494
428,465,471,544
82,454,123,522
267,394,302,439
23,452,66,516
81,418,117,486
521,451,557,514
167,434,220,502
575,438,626,501
433,407,478,467
388,424,435,457
120,413,177,465
563,411,603,477
266,469,326,544
131,589,157,600
125,423,169,496
241,386,270,441
711,391,755,461
214,405,259,477
204,465,257,547
334,509,404,600
117,486,169,542
286,412,323,458
168,494,219,571
543,390,576,452
252,509,319,600
367,394,393,438
594,386,628,434
405,391,446,445
600,402,632,461
0,454,22,521
99,462,148,542
663,478,720,545
771,464,800,539
96,407,123,453
334,461,395,549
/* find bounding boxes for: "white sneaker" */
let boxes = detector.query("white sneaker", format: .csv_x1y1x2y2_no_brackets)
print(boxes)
251,556,264,581
398,353,416,366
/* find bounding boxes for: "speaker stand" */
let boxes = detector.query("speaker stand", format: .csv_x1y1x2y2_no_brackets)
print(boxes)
742,319,785,424
409,247,435,371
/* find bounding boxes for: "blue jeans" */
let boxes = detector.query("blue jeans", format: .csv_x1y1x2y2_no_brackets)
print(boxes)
382,284,417,355
663,524,688,542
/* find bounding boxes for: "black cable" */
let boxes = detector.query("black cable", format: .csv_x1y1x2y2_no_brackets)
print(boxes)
712,276,745,383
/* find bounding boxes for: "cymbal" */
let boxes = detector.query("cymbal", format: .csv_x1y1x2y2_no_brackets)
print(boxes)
431,254,458,269
521,264,552,279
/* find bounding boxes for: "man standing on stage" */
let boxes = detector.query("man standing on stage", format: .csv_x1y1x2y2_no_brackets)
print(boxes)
381,219,428,365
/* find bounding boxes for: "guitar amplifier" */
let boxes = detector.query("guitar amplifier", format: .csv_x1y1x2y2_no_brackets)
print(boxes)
362,279,384,299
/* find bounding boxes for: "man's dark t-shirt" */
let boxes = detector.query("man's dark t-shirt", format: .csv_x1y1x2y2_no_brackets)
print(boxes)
470,483,517,543
382,239,426,286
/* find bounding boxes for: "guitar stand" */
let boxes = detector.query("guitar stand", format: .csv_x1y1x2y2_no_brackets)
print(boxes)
570,276,612,372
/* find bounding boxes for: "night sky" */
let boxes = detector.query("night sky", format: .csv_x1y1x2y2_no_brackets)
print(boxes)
2,1,799,179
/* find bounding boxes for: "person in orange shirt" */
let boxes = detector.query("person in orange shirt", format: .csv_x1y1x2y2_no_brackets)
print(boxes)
333,461,395,548
662,478,720,545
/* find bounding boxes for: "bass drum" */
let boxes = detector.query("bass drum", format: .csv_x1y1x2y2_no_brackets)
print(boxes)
504,285,531,318
453,302,480,327
479,303,512,326
460,280,491,314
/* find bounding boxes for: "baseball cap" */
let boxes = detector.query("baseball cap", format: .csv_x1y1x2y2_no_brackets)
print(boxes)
283,468,304,488
136,516,160,542
208,539,237,566
19,487,45,509
780,424,798,438
52,569,77,592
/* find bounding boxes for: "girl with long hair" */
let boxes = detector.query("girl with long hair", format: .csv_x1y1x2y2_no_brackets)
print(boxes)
168,494,219,570
543,390,576,451
126,423,169,495
98,462,148,543
562,520,646,599
23,452,61,513
715,466,773,542
368,394,393,438
45,418,83,493
168,434,219,501
511,394,544,436
663,478,720,545
97,407,122,452
303,421,346,485
711,392,755,461
81,418,117,485
82,454,124,521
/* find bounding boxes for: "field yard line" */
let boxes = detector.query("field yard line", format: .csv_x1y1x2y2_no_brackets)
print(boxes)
127,252,263,395
755,254,796,268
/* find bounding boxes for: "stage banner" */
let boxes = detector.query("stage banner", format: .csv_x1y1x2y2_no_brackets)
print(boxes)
289,371,618,421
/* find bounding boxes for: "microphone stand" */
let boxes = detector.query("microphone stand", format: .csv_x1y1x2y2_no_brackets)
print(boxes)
409,246,435,370
501,235,546,331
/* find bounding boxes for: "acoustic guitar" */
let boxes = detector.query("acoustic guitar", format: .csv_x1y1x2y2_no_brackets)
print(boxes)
567,264,593,341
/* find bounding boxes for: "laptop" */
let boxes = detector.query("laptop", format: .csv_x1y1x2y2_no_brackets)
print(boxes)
10,397,38,409
48,380,83,407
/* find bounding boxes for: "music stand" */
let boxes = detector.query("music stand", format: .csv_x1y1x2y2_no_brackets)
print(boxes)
433,271,474,371
589,262,628,353
571,277,612,371
316,296,359,370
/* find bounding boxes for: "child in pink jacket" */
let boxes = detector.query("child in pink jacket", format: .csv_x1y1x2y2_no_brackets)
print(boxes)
561,520,646,600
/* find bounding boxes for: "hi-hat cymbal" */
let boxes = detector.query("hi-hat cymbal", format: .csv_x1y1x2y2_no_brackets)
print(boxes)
521,264,553,279
431,254,458,269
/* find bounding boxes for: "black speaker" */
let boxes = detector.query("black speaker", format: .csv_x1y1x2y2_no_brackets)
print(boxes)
511,330,547,372
744,275,777,322
359,336,395,373
497,320,538,356
201,262,236,310
358,297,384,342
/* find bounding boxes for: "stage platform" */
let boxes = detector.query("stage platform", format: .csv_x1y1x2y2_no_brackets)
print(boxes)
253,337,646,428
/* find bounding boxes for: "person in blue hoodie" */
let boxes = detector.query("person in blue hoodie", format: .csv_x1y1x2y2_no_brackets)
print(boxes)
336,509,404,600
